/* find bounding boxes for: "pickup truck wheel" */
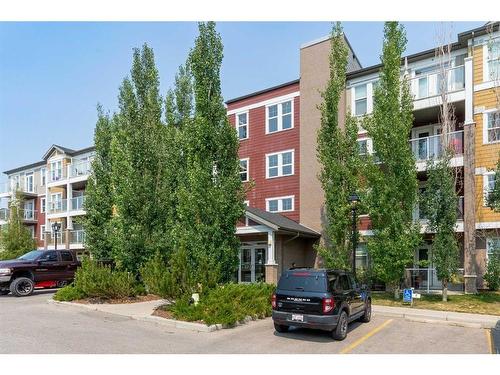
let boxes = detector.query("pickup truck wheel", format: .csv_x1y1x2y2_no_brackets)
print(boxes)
274,323,289,333
360,299,372,323
10,277,35,297
332,310,348,341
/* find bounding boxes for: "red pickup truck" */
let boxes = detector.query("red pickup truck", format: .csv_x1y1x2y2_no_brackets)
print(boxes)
0,250,80,297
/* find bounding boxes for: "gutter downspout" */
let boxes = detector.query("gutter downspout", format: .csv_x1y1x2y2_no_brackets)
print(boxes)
284,232,300,244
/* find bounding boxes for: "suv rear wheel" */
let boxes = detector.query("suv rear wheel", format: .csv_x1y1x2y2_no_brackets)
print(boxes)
10,277,35,297
360,299,372,323
332,310,348,341
274,323,289,333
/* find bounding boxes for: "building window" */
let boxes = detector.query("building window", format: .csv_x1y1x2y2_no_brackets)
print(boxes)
354,84,367,116
358,139,368,156
25,172,34,193
239,158,249,182
40,225,46,241
355,243,369,270
27,226,35,239
41,167,46,186
266,196,294,213
487,40,500,81
50,160,62,181
487,237,500,262
486,111,500,143
266,150,294,178
237,112,248,140
266,100,293,133
41,198,46,213
484,172,496,206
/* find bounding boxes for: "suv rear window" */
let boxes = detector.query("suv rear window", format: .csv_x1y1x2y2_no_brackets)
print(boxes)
278,273,327,292
60,251,73,262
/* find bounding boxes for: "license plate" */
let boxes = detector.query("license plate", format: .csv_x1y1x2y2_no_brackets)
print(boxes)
291,314,304,322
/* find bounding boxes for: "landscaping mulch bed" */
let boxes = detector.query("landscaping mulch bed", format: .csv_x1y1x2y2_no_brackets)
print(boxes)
74,294,162,305
152,304,206,325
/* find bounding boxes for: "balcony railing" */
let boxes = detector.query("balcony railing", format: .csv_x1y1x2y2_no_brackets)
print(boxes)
69,160,92,178
405,268,464,293
409,130,464,162
47,200,67,214
0,208,8,221
414,195,465,223
48,168,67,183
409,65,465,101
22,209,38,221
0,180,38,195
46,232,66,246
71,195,86,211
69,230,85,244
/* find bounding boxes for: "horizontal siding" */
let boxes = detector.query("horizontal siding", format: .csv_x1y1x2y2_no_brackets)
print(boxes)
473,45,483,85
230,94,300,222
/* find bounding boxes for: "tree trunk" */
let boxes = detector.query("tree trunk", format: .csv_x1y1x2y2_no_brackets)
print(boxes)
442,279,448,302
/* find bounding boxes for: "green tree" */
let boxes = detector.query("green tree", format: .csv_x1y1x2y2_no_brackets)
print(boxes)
173,22,245,284
484,244,500,291
364,22,421,298
110,44,170,273
487,153,500,211
82,105,115,260
423,152,459,301
0,191,37,260
316,22,361,269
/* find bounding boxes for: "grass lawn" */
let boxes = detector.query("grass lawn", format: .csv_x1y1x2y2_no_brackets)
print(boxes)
372,291,500,316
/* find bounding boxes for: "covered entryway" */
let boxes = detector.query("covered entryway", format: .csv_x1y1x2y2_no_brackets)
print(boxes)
236,207,320,284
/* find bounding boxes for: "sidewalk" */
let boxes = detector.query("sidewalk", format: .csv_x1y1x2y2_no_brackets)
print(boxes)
373,305,499,328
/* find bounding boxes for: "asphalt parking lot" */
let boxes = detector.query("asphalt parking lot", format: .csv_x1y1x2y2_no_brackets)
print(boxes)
0,291,493,354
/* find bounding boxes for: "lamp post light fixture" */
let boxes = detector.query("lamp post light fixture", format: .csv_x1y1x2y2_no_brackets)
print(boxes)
52,222,61,250
348,193,360,278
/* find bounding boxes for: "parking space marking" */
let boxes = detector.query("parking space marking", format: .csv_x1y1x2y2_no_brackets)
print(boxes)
339,319,393,354
485,329,493,354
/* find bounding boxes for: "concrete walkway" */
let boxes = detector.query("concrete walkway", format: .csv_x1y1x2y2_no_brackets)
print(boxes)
373,305,500,328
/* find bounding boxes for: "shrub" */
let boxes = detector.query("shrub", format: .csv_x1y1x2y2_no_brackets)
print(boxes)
484,248,500,291
168,283,275,326
73,257,137,299
53,285,85,301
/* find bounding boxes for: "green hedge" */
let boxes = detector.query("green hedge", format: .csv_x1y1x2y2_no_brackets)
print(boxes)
165,283,275,326
54,257,138,301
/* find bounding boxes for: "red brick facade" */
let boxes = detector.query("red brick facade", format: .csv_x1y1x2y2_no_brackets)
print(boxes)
228,82,300,222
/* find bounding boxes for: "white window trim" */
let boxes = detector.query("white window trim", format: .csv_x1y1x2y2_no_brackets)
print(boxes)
483,109,500,145
24,171,34,193
357,137,374,156
41,198,46,213
265,195,295,213
40,167,46,186
239,158,249,182
265,99,294,134
265,149,295,179
483,41,500,83
486,237,500,262
236,111,249,140
483,171,496,207
226,91,299,116
40,225,46,241
351,83,373,117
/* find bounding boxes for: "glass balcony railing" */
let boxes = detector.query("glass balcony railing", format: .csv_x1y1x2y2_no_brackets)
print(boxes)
69,230,85,244
0,180,38,195
47,200,67,214
69,160,92,178
71,195,86,211
46,232,66,246
0,208,8,221
409,65,465,101
414,195,465,223
22,209,38,221
409,130,464,162
405,268,464,292
48,168,66,183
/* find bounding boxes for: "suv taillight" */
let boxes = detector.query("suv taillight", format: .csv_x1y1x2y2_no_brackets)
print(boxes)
322,297,335,314
272,293,277,309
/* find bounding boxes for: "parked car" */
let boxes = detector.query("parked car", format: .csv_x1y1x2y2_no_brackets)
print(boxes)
272,268,371,340
0,249,80,297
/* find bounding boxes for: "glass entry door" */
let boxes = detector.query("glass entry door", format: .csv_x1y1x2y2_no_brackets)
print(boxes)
239,244,267,283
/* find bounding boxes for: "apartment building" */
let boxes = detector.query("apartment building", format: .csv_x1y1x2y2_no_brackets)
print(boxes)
0,145,94,257
1,23,498,290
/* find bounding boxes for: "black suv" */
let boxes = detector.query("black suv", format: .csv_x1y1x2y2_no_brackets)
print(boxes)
272,268,371,340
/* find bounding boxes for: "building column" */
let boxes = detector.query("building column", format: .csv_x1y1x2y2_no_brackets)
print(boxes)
463,56,477,293
265,230,278,284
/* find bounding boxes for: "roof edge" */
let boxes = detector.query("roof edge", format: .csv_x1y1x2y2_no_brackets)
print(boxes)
225,79,300,105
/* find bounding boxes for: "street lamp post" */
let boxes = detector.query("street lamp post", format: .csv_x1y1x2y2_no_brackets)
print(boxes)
52,222,61,250
348,193,360,279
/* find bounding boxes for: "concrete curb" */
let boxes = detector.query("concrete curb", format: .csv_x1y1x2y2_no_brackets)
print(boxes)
373,305,499,329
48,299,260,333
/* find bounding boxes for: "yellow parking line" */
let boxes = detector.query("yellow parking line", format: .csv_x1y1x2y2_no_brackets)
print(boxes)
485,329,493,354
339,319,394,354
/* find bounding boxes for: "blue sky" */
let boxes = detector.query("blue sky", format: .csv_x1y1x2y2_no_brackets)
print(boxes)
0,21,483,175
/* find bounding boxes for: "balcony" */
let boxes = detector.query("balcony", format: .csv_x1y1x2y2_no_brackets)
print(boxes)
414,195,465,231
409,130,464,170
70,195,86,211
69,160,92,178
0,208,37,222
405,267,464,293
47,196,86,216
69,230,85,244
48,159,92,186
46,232,66,247
0,180,38,196
0,208,8,222
409,65,465,110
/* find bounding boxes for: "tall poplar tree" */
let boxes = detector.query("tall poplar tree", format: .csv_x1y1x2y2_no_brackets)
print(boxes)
174,22,245,283
110,44,169,273
364,22,421,298
83,105,115,260
317,22,361,269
